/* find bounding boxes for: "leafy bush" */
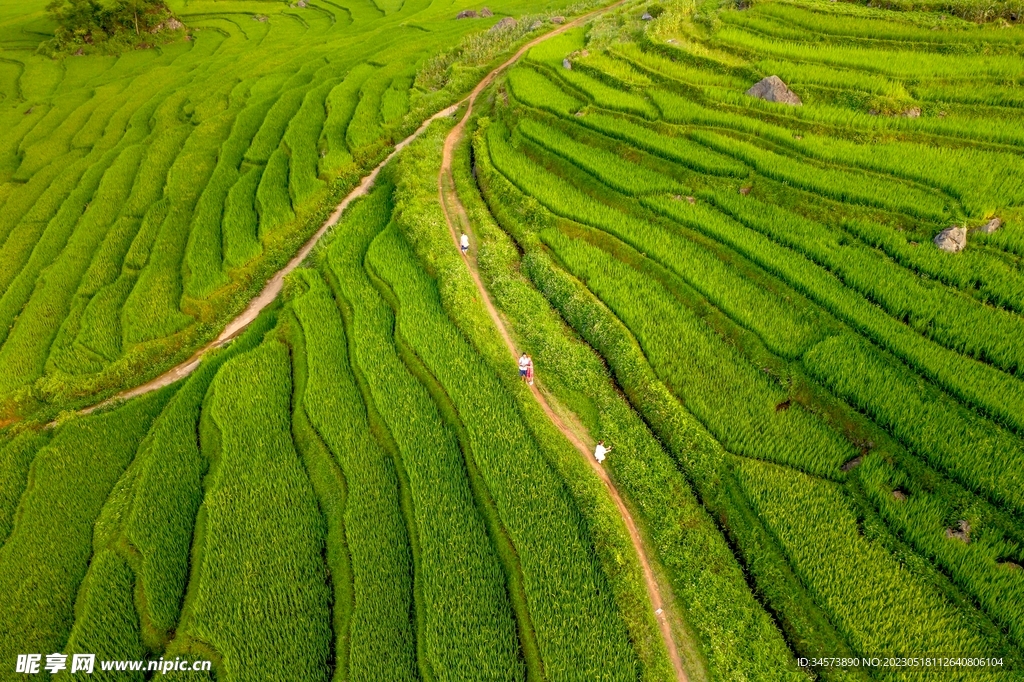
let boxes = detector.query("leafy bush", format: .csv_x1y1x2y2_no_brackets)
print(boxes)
47,0,183,52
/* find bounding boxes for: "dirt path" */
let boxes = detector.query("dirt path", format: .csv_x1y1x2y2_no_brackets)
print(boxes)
58,3,687,675
79,104,460,414
75,6,627,417
436,11,688,681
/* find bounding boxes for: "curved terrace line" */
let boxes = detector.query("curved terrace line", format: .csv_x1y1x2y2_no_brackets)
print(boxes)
435,13,689,681
59,7,691,675
36,2,690,676
77,4,618,415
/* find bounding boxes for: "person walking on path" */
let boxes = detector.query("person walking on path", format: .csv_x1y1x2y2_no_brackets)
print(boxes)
519,353,530,381
460,233,470,255
526,355,535,386
594,440,611,464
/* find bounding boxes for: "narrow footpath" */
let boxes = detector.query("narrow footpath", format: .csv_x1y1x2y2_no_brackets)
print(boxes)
57,8,688,676
80,2,620,415
65,5,690,677
436,15,688,681
82,103,460,412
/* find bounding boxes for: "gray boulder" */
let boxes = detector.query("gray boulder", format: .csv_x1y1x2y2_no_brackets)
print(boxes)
550,15,565,24
480,6,493,16
489,16,517,31
456,9,477,18
976,217,1002,234
934,226,967,253
562,57,572,70
746,75,802,106
642,12,653,19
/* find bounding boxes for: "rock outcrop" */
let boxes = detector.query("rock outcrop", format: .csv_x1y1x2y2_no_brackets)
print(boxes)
456,9,478,18
933,226,967,253
490,16,517,31
550,15,565,24
480,7,493,16
151,17,185,32
946,520,971,543
745,75,802,105
976,217,1002,234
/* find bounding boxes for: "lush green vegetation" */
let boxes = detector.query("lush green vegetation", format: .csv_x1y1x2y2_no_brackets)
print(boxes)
0,0,593,425
45,0,183,53
0,125,680,680
457,0,1024,677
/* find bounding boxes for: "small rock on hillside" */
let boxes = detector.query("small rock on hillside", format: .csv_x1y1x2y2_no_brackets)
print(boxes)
490,17,517,31
934,226,967,253
946,520,971,543
976,217,1002,234
746,75,802,105
551,15,565,24
456,9,478,18
151,17,184,32
642,12,653,19
480,7,493,16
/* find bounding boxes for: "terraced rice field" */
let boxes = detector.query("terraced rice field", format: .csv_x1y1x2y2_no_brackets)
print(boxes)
457,1,1024,677
0,130,678,681
1,0,1023,679
0,0,583,421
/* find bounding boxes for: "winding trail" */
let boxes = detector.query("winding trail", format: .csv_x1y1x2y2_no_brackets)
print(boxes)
82,104,459,413
82,1,622,415
66,10,688,679
436,11,688,681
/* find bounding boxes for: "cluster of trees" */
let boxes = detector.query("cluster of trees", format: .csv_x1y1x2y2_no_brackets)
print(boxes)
47,0,179,48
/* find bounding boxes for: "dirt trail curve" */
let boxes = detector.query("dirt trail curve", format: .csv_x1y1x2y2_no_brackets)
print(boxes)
79,1,625,416
79,103,459,413
61,1,688,676
437,8,688,681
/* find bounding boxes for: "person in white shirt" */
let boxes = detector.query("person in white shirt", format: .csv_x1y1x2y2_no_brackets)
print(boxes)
519,353,530,381
460,233,469,255
594,440,611,464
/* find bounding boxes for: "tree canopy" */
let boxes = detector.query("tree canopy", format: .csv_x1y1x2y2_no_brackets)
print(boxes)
47,0,179,49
